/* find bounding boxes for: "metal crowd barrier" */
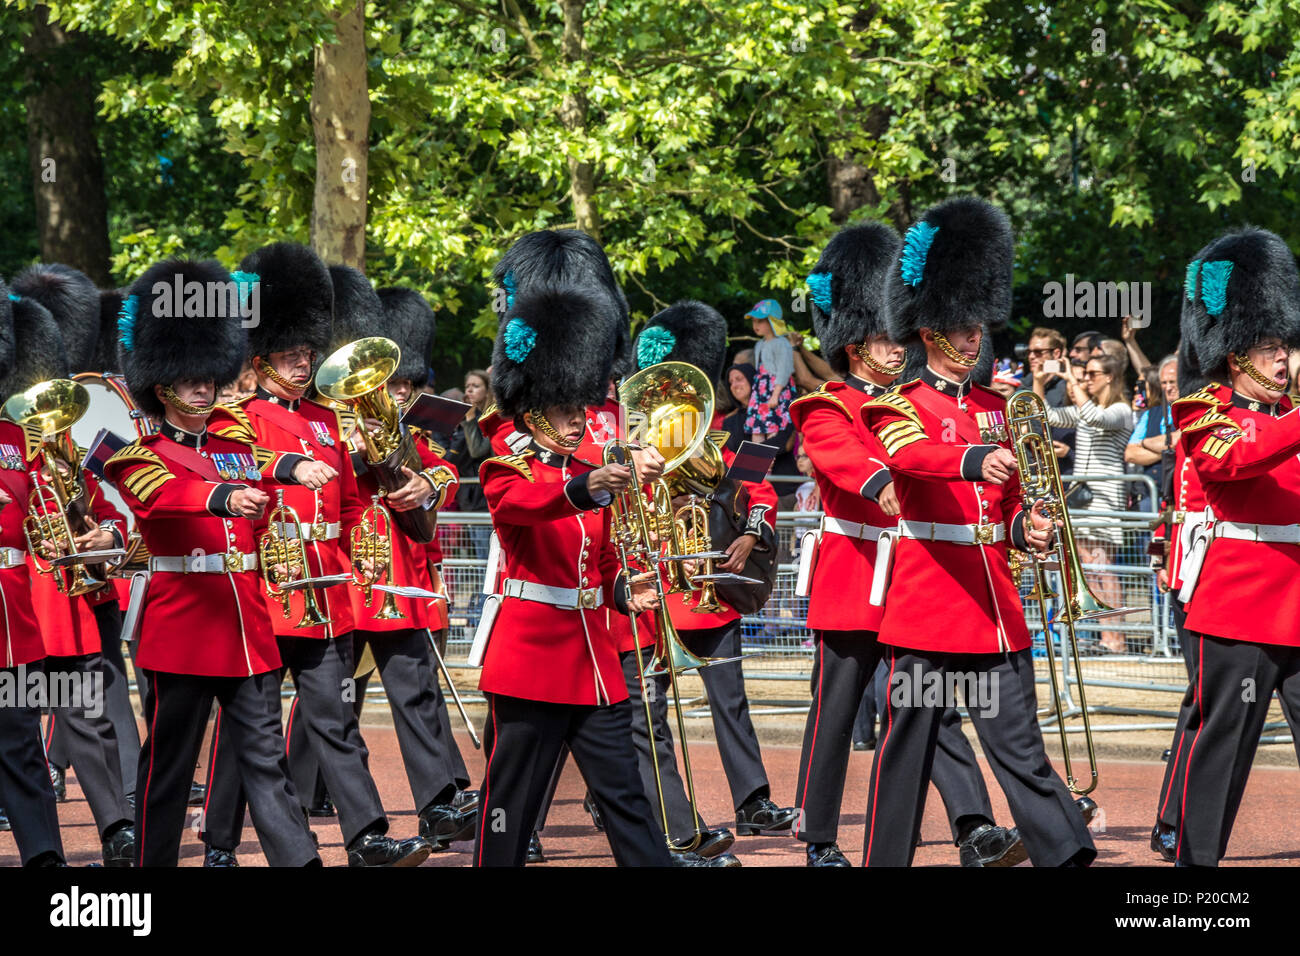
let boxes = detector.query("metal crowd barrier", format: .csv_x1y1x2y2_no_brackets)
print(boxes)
435,470,1246,738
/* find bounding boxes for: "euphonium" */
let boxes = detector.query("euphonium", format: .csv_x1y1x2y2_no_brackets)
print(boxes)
316,337,435,544
1006,388,1137,795
258,490,332,628
2,379,109,597
351,494,406,621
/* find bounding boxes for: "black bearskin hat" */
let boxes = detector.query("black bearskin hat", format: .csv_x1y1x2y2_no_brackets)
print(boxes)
491,283,620,419
119,258,248,418
239,242,333,358
0,281,19,389
10,263,100,373
1175,337,1207,396
492,229,631,378
376,287,436,388
807,222,902,376
1180,226,1300,382
0,294,70,400
327,265,384,347
885,196,1014,348
94,289,126,374
634,300,727,383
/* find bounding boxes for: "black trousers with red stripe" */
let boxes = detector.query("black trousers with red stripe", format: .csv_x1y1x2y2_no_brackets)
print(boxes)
202,634,388,850
1175,634,1300,866
42,653,132,839
135,669,317,867
0,664,63,865
46,603,140,797
863,646,1095,867
794,629,994,845
1156,600,1198,829
475,693,670,867
678,620,770,810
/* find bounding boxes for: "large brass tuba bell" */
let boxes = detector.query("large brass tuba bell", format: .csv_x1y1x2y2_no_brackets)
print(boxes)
2,379,113,597
316,337,436,544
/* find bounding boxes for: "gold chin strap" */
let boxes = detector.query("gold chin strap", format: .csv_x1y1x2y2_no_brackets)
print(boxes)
932,331,978,367
162,386,217,416
1233,352,1288,392
530,408,582,448
257,356,309,393
854,342,904,377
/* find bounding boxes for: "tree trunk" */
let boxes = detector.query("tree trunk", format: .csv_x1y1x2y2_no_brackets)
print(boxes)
826,104,910,230
311,1,370,269
558,0,601,240
23,4,111,285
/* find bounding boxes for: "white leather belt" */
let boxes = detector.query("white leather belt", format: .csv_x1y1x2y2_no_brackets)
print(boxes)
149,552,259,574
273,521,341,542
821,516,891,541
502,578,603,610
1214,521,1300,544
898,519,1005,545
0,547,25,569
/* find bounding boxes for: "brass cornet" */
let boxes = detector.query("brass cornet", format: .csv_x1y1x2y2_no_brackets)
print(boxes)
1007,388,1138,795
258,489,332,628
351,494,406,621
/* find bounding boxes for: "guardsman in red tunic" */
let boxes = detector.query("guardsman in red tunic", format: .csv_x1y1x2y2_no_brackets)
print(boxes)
327,266,474,852
104,258,319,867
198,244,430,867
0,291,135,866
1150,335,1211,861
473,268,670,867
0,286,65,867
861,198,1096,867
1164,227,1300,867
792,223,1021,868
13,263,143,806
628,303,797,839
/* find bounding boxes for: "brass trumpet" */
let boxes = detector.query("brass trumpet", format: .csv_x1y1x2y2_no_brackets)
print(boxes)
351,494,406,621
258,490,332,628
674,495,723,614
1007,388,1137,795
2,379,112,597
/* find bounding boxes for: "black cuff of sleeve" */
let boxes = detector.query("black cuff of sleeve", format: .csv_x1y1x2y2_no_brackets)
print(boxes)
1010,510,1030,551
960,445,1000,482
614,572,631,615
350,450,369,476
275,453,310,483
861,467,892,501
563,472,603,511
207,483,243,518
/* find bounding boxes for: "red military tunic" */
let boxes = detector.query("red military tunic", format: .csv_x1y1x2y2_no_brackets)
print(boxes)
790,377,895,633
666,444,778,632
478,404,518,457
103,425,290,677
209,393,363,639
1174,384,1300,645
861,369,1031,653
0,421,43,667
31,473,129,658
345,425,458,632
412,428,457,631
1168,438,1208,594
478,444,627,706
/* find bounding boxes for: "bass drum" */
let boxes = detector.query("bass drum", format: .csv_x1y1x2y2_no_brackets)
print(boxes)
71,372,156,571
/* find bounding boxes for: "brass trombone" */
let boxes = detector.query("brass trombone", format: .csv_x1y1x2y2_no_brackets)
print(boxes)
258,489,333,628
351,494,406,621
1007,388,1138,795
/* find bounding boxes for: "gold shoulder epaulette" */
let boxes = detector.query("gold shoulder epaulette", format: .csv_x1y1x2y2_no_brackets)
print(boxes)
483,449,534,482
411,426,447,458
212,403,258,444
865,390,923,429
480,402,499,421
790,384,851,421
1172,384,1225,412
107,441,173,503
